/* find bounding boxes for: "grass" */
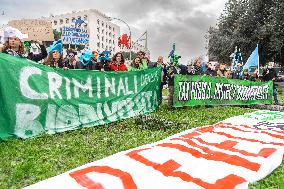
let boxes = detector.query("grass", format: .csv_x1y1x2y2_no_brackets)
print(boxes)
0,104,283,188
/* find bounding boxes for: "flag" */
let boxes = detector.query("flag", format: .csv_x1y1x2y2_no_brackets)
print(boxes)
243,45,259,71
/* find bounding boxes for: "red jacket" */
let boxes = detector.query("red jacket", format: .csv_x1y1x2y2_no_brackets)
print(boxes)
109,62,128,71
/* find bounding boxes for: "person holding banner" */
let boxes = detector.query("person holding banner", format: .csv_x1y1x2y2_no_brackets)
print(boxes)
44,39,64,68
128,57,147,71
2,26,28,57
138,51,150,68
166,62,178,109
76,48,95,70
62,49,78,69
217,63,226,77
109,52,128,71
189,57,203,75
204,61,217,77
2,27,47,62
95,51,111,71
262,62,279,105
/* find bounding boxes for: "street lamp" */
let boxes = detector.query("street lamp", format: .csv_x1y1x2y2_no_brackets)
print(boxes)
108,17,132,61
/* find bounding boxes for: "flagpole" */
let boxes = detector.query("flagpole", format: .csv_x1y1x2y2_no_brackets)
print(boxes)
257,44,260,76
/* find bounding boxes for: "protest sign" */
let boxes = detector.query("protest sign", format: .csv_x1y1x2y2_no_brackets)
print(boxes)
24,110,284,189
8,19,54,41
61,26,89,45
0,53,161,140
174,75,273,107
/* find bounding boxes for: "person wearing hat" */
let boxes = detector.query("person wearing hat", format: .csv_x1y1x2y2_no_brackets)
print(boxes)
2,26,28,57
2,26,47,62
44,39,64,68
76,48,95,70
95,50,112,71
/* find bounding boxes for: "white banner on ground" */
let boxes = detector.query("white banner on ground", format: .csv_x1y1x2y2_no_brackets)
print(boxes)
24,110,284,189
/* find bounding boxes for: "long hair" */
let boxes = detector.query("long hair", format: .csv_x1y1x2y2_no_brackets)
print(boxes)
131,57,141,68
43,52,63,67
112,52,125,65
2,39,25,55
193,57,201,66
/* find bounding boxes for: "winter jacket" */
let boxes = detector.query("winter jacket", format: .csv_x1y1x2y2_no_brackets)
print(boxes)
109,62,128,71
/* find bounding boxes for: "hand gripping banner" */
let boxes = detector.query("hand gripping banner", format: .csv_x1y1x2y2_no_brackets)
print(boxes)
0,53,161,140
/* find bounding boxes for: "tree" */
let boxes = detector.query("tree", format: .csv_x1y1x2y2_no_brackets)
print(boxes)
207,0,284,66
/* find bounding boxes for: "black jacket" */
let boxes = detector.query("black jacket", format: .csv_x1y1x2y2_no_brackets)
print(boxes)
204,68,217,77
27,45,48,62
262,68,278,88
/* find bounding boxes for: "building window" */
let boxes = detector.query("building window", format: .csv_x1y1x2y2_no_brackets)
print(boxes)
109,40,111,44
102,22,104,27
97,19,100,25
109,26,111,30
97,27,100,33
97,35,100,40
106,32,108,35
84,15,87,20
102,36,104,41
72,17,75,22
106,39,108,42
109,46,112,50
113,28,114,31
106,45,108,50
113,47,115,52
60,19,63,25
113,40,115,44
102,43,104,48
106,24,108,28
97,42,100,47
66,18,69,24
109,32,111,37
54,20,57,25
102,29,104,34
113,34,115,39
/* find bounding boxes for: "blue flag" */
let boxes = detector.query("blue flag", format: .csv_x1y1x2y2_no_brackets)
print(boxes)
243,45,259,71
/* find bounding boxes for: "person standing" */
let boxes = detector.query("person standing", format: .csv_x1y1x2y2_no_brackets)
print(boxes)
44,39,64,68
109,52,128,71
262,62,279,105
204,62,217,77
128,57,144,71
2,26,47,62
166,61,178,109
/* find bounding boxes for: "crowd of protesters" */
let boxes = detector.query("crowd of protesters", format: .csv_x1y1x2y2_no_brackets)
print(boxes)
0,26,280,109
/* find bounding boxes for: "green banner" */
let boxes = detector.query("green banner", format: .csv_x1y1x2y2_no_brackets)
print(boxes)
0,53,161,140
174,75,273,107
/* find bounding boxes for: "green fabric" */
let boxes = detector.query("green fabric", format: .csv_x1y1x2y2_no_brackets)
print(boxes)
174,75,273,107
0,53,161,140
128,61,148,71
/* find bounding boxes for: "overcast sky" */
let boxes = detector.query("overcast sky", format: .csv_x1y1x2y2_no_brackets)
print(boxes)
0,0,227,62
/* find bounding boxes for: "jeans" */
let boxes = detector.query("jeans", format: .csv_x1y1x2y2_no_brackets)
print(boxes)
159,83,164,106
273,88,279,105
168,85,174,108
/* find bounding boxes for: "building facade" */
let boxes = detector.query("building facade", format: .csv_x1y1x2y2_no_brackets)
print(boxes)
43,9,120,53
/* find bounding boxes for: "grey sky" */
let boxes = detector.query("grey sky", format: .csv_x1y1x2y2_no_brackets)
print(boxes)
0,0,227,62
